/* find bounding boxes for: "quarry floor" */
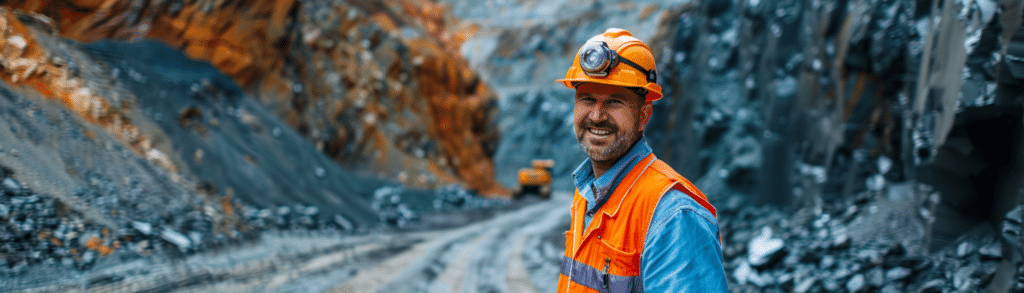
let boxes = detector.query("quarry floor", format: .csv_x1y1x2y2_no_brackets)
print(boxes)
7,193,571,293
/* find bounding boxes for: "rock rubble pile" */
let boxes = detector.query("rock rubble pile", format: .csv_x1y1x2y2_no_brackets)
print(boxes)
0,165,250,274
0,160,500,276
717,189,1024,292
367,184,513,229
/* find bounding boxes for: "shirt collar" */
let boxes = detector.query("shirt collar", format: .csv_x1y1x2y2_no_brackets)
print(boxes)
572,136,653,210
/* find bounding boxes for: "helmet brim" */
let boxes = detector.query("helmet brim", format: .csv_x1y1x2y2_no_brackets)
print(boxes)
556,78,664,102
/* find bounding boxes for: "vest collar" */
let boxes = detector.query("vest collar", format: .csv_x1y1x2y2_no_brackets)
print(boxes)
600,154,656,218
572,136,653,215
570,153,658,257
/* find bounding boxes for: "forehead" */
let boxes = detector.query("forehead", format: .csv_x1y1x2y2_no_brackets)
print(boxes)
574,83,641,102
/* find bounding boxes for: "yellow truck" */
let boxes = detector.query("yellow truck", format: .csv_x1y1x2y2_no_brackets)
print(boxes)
516,159,554,199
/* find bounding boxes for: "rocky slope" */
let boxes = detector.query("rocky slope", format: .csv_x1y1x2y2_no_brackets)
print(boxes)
4,0,506,196
0,5,392,275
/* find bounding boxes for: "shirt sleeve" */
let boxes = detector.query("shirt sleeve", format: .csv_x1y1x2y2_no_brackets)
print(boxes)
641,189,729,292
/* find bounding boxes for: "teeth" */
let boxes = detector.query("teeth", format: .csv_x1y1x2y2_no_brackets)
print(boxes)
589,128,611,135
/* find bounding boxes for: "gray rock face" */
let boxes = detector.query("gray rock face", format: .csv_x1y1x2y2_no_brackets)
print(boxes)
490,89,586,190
77,40,387,228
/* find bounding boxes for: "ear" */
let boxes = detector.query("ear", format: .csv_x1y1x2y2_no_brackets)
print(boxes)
639,101,653,130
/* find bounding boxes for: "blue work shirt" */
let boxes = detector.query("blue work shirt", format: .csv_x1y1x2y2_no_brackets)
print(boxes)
572,137,728,292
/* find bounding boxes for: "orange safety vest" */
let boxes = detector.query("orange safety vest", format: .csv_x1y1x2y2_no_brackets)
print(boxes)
557,154,716,292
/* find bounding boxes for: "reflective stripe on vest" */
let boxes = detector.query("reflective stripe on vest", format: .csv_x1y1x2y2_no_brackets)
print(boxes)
560,256,644,292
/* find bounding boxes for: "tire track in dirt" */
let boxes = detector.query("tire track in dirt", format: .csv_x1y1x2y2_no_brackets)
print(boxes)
17,232,421,293
506,199,570,293
427,230,494,292
332,195,568,293
466,196,570,293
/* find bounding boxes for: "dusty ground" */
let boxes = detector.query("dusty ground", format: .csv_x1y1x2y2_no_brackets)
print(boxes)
5,192,570,293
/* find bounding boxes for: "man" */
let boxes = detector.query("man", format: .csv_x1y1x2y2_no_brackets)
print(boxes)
555,28,728,292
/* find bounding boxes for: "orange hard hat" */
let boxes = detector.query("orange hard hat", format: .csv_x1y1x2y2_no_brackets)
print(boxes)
557,28,663,101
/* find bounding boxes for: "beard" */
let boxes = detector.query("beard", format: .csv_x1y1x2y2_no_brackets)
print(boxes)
575,119,641,163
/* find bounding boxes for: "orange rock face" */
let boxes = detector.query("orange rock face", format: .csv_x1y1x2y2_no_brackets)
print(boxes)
0,8,179,177
3,0,508,196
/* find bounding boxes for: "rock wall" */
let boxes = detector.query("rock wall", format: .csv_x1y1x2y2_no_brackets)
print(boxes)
649,0,1024,243
4,0,507,196
452,0,1020,233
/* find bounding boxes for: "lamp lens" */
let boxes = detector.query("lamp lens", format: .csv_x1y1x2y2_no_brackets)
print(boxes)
579,42,612,75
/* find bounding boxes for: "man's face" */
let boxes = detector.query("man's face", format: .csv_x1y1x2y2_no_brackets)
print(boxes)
573,83,653,163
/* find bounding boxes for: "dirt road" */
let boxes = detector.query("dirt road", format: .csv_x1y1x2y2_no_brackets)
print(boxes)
329,194,568,293
10,193,570,293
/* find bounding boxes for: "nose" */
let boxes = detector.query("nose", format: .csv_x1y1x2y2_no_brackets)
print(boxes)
587,103,608,123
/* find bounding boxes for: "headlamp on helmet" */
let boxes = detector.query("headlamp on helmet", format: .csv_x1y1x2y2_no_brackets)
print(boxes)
577,41,657,84
579,41,618,77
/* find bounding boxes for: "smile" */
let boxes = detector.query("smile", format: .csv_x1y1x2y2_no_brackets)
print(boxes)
588,128,613,136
